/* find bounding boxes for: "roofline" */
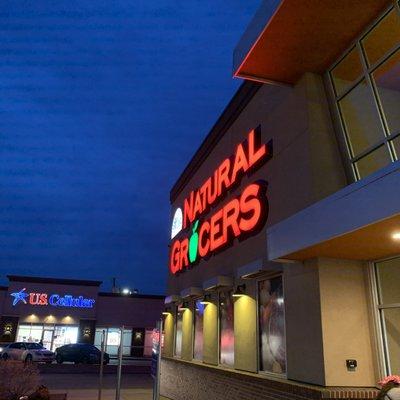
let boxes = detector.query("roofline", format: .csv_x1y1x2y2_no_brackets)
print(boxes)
98,292,165,300
170,80,262,203
7,275,102,287
233,0,282,77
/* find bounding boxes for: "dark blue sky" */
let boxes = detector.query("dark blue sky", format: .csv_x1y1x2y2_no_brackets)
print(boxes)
0,1,260,294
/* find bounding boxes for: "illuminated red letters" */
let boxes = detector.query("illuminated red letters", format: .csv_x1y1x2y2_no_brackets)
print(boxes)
29,293,48,306
169,238,190,274
182,128,269,229
169,182,267,274
170,127,272,275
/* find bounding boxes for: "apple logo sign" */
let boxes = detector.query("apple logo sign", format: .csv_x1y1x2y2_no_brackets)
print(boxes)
189,220,199,263
171,207,183,239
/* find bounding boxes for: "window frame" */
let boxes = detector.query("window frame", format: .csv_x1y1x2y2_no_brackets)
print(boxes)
325,2,400,182
369,255,400,377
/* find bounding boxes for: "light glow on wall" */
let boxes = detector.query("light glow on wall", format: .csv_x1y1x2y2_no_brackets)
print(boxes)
391,232,400,240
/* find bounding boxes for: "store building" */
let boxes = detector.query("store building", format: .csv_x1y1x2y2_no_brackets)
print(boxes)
161,1,400,399
0,275,164,356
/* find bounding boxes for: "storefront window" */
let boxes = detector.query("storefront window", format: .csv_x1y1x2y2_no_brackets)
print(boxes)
258,276,286,374
16,324,78,351
372,49,400,136
94,327,132,356
175,306,183,357
329,5,400,180
362,8,400,67
338,80,385,156
375,257,400,375
193,300,204,360
331,46,363,96
219,290,234,367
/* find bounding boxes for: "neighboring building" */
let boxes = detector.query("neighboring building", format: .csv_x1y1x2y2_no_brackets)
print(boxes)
0,275,164,357
161,1,400,399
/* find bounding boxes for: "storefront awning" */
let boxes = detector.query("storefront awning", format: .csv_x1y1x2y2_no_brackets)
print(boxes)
233,0,392,84
267,162,400,262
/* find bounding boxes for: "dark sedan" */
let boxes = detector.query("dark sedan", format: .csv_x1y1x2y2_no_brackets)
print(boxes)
55,343,109,364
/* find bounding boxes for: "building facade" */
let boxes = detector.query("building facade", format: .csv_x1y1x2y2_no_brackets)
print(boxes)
161,1,400,399
0,275,164,357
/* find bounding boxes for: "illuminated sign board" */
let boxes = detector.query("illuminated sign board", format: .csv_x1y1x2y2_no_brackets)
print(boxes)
171,207,183,239
170,127,272,274
10,288,95,308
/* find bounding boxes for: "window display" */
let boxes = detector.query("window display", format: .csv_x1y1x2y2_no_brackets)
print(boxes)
16,324,78,351
193,300,204,360
219,291,234,366
175,306,183,357
258,276,286,374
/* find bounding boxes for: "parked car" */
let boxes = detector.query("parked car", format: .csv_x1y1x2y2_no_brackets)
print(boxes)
1,342,55,363
55,343,109,364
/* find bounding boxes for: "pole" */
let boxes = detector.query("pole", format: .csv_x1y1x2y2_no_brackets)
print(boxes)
98,329,105,400
154,319,163,400
115,326,124,400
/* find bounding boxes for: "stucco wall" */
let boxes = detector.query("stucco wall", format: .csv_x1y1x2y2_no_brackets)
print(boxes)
284,260,325,385
203,294,218,365
234,280,257,373
167,72,346,294
318,258,376,386
96,295,164,327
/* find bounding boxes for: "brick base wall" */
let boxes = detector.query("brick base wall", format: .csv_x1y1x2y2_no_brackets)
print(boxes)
160,358,379,400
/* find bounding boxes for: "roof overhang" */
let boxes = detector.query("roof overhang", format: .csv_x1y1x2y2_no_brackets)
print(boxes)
164,294,181,305
267,162,400,262
233,0,392,84
180,287,203,299
202,276,233,291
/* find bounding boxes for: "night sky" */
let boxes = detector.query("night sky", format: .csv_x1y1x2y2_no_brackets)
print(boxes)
0,1,260,294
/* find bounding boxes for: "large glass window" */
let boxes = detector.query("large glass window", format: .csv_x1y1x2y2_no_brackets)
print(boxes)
16,324,78,351
258,276,286,374
219,291,234,367
329,5,400,180
375,257,400,375
193,300,204,360
94,327,132,356
174,306,183,358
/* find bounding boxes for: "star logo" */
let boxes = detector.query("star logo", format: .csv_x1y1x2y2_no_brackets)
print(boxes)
11,288,29,306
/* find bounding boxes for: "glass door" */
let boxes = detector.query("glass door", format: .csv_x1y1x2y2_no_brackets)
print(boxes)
52,326,79,351
42,329,54,350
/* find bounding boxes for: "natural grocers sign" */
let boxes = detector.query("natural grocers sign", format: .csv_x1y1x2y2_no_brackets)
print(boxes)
169,127,272,275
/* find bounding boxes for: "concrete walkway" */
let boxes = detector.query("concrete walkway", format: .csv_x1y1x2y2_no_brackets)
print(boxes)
42,373,170,400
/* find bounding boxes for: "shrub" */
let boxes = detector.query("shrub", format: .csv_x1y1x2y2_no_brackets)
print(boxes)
28,385,50,400
0,361,40,400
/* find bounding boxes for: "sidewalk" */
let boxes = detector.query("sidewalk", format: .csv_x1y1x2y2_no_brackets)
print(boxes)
42,373,170,400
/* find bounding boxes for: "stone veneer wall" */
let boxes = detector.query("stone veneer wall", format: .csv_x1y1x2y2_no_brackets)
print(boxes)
160,358,379,400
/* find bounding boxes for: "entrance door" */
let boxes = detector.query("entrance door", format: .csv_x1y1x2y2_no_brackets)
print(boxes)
131,328,145,357
52,326,79,351
42,329,54,350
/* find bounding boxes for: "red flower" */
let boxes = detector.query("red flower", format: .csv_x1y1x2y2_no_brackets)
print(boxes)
379,375,400,386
